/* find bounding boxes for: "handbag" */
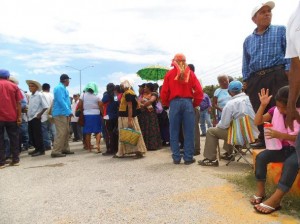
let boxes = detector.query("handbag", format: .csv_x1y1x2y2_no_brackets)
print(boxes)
77,94,85,127
119,128,141,146
78,110,85,127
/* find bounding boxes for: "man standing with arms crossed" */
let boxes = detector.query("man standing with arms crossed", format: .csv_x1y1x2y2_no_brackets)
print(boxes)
242,1,290,148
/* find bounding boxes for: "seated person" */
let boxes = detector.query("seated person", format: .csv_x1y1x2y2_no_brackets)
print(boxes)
198,81,256,167
252,86,300,214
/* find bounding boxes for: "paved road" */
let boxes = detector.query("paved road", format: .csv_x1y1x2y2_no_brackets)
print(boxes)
1,138,299,224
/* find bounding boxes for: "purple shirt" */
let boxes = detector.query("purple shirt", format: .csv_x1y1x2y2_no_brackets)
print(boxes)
200,93,212,111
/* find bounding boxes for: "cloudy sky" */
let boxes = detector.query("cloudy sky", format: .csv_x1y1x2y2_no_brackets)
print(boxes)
0,0,298,95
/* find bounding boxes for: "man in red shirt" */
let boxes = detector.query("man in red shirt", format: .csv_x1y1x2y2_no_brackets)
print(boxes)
0,69,23,168
161,53,203,165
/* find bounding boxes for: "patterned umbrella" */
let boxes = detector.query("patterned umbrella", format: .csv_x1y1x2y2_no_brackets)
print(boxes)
137,65,170,81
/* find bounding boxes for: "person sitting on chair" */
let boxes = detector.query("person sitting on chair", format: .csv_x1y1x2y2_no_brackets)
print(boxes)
198,81,256,167
252,86,300,214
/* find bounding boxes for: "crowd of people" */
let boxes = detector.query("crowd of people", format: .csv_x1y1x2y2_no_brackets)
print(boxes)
0,0,300,216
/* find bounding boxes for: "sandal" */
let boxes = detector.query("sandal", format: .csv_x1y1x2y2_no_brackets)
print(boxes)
198,158,219,167
112,155,125,158
254,203,281,215
250,195,266,205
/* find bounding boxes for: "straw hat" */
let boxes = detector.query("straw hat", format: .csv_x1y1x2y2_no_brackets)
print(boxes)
26,80,42,91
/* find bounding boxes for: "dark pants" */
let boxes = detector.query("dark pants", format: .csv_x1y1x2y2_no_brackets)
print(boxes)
104,118,118,154
0,121,20,165
255,146,299,193
246,67,288,141
71,122,82,141
28,118,44,152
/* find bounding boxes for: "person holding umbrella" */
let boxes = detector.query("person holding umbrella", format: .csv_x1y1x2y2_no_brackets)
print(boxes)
160,53,203,165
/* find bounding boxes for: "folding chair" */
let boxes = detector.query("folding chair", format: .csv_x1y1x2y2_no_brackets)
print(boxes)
226,115,259,168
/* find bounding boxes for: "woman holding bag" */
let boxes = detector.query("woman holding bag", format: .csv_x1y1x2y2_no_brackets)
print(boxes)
113,80,147,159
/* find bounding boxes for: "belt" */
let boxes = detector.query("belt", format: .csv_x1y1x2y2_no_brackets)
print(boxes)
254,65,285,76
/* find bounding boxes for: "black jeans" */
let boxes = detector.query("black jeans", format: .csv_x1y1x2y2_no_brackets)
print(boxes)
0,121,20,165
255,146,299,192
28,118,44,152
103,118,118,154
71,122,82,140
246,68,288,141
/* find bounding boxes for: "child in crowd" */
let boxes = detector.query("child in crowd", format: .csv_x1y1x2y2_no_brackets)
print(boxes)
251,86,300,214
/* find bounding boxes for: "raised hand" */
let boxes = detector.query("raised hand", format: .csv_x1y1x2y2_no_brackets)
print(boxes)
258,88,272,106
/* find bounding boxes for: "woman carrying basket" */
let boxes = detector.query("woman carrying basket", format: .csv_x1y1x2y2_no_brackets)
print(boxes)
113,80,147,159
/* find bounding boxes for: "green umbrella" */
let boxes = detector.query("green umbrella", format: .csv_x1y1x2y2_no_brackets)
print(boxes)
137,65,170,81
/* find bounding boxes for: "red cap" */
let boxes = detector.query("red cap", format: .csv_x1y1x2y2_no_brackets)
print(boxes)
264,123,273,127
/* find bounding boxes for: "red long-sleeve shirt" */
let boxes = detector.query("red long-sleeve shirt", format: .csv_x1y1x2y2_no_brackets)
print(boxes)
160,68,203,107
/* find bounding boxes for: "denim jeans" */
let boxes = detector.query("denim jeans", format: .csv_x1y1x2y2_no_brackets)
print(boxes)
169,98,195,162
0,121,20,165
20,121,29,149
4,128,10,158
71,122,82,140
255,146,299,193
42,121,52,149
200,109,212,135
49,122,56,142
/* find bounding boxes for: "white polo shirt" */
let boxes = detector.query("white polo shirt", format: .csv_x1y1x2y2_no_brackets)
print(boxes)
285,1,300,59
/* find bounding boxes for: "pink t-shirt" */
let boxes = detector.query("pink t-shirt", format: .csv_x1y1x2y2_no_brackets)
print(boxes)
268,106,300,146
0,79,23,122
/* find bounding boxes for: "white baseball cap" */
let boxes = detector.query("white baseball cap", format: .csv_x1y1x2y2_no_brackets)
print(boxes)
251,1,275,18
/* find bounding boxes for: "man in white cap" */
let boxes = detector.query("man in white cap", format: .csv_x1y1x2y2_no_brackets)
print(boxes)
0,69,23,168
26,80,48,157
242,1,290,149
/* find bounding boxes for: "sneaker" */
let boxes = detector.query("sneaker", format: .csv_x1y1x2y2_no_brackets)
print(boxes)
0,164,6,169
220,153,235,161
198,158,219,167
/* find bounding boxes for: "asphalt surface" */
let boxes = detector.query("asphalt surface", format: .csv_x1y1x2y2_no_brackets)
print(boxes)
1,138,299,224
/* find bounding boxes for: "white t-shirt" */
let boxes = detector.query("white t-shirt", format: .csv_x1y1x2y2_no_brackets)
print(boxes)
71,100,79,122
285,1,300,59
80,92,101,115
41,92,54,122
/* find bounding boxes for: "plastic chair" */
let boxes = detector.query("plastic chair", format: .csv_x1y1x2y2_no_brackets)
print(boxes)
226,115,259,168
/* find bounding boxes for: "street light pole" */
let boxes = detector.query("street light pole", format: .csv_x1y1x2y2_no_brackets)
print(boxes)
65,65,94,93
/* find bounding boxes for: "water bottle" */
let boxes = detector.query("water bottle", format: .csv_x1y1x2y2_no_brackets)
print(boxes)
264,123,282,150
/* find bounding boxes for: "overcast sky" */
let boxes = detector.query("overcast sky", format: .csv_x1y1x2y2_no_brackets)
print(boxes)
0,0,298,95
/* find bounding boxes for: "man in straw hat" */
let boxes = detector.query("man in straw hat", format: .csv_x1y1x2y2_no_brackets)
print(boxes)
0,69,23,168
26,80,48,157
160,53,203,165
242,1,290,149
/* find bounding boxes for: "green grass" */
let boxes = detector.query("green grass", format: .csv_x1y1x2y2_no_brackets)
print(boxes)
222,171,300,219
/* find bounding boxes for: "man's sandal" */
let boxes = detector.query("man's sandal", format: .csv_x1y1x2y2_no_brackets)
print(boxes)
198,158,219,167
250,195,266,205
254,203,281,215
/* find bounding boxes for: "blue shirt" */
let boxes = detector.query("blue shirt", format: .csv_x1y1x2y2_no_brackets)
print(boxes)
52,82,71,117
101,92,119,120
242,25,290,81
200,93,212,111
213,88,231,109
